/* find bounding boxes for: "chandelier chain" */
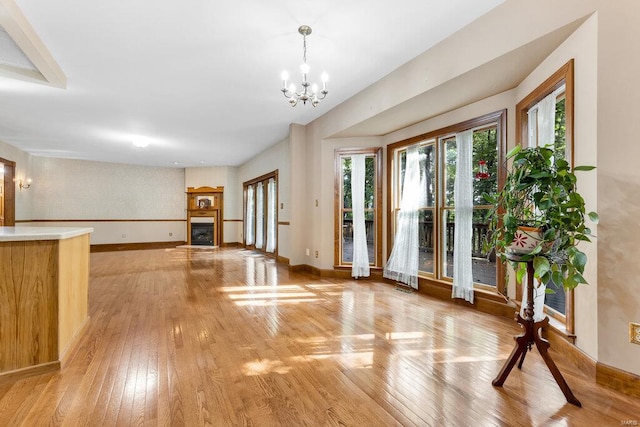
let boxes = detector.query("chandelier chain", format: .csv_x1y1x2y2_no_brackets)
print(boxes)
302,35,307,65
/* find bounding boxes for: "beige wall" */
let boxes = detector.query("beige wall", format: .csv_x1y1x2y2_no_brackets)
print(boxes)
594,0,640,375
289,124,307,265
29,157,185,244
514,14,599,359
32,157,184,220
237,136,291,258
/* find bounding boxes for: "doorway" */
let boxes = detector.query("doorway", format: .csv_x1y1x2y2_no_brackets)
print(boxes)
0,158,16,226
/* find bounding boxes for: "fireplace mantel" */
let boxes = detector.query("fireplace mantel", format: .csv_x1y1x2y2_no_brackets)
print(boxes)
186,186,223,246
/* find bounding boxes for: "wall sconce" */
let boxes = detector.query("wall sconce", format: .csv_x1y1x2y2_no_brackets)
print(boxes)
18,178,32,190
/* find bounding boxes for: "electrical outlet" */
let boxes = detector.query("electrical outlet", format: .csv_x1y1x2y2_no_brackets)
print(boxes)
315,199,318,207
280,202,284,209
630,322,640,345
315,250,319,258
169,232,173,237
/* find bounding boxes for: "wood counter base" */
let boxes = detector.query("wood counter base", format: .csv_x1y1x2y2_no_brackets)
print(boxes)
0,232,90,382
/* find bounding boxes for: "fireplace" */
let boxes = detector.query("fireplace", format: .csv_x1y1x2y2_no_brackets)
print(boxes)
191,223,214,246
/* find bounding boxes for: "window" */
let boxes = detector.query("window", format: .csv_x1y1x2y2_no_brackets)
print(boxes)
441,127,499,288
335,148,382,267
393,143,437,274
388,111,506,294
244,171,278,255
516,60,574,331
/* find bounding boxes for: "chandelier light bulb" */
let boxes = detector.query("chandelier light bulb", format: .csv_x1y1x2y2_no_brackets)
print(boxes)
321,72,328,82
281,71,289,81
300,63,310,75
311,83,318,93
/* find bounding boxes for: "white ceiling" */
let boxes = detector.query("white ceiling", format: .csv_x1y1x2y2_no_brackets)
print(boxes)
0,0,505,168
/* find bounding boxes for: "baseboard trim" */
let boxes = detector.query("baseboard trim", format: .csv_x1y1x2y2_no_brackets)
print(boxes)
0,361,60,385
289,264,321,275
319,268,385,280
222,242,242,248
596,362,640,398
91,241,186,252
288,264,386,280
276,255,290,265
407,276,516,319
545,327,596,378
59,316,91,366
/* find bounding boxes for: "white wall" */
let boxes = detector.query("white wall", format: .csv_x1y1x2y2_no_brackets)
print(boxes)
237,136,291,259
29,156,185,244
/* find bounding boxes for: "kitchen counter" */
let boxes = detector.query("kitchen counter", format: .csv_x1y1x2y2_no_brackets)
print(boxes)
0,226,94,241
0,226,93,381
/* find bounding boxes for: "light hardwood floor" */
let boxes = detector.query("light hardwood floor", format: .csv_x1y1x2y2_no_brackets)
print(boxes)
0,247,638,426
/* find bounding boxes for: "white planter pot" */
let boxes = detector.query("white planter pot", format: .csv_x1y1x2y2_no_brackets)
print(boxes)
520,280,547,322
506,226,544,255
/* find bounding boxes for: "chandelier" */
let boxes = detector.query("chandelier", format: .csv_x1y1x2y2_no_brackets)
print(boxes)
280,25,328,107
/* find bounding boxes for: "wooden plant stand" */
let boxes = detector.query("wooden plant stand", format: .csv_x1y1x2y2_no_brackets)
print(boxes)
492,260,582,407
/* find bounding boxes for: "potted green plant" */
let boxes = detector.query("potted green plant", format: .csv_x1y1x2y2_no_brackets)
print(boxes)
484,144,598,291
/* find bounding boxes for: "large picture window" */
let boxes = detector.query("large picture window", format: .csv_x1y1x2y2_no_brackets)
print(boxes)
335,148,382,268
387,111,506,294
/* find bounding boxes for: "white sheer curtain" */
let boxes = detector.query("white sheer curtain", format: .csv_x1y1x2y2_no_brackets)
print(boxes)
384,144,421,289
528,85,563,148
266,178,277,253
255,182,264,249
246,185,255,246
521,88,560,320
452,130,474,303
351,154,370,278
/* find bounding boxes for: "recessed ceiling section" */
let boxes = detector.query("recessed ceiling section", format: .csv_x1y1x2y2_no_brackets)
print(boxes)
0,0,65,88
331,15,589,139
0,26,36,70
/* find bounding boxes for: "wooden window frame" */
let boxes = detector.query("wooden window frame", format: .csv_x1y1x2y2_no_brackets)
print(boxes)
391,142,437,277
515,59,575,333
334,148,383,268
243,170,279,256
386,110,507,295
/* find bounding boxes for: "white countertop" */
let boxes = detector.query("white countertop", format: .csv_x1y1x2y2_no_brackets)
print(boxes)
0,226,94,242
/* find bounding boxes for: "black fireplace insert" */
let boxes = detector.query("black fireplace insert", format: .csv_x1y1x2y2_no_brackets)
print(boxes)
191,223,214,246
